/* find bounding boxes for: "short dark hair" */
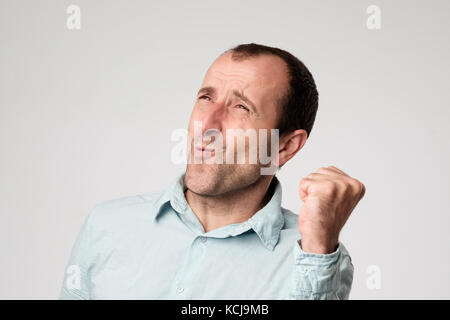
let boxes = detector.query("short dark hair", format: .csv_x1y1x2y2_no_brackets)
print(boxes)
225,43,319,137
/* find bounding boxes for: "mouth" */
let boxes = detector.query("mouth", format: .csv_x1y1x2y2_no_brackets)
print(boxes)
194,145,216,153
195,145,215,152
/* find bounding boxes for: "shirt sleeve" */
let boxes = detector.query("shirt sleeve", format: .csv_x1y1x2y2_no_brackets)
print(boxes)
58,210,96,300
286,239,354,300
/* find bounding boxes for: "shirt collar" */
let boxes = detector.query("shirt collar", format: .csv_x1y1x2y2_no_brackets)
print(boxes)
154,173,285,251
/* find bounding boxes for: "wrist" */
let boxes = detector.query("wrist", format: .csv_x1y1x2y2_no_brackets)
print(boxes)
299,237,338,254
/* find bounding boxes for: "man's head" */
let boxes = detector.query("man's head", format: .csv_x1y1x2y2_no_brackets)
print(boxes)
185,43,318,196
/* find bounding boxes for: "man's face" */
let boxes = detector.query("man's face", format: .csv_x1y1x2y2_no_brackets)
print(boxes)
185,52,289,196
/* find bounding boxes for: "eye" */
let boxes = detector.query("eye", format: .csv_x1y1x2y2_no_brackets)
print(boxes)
235,104,249,111
199,95,211,101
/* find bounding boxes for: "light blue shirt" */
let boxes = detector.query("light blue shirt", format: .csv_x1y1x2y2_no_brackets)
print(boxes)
59,173,354,299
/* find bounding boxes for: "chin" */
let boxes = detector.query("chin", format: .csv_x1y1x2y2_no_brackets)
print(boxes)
184,164,218,195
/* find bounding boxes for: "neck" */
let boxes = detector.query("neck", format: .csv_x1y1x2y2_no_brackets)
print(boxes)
185,175,276,233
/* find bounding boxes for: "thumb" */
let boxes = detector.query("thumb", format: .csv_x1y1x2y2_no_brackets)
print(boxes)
299,178,311,202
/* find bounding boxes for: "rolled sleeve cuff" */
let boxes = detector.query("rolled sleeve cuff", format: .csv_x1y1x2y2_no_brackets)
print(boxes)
294,239,341,266
290,239,352,297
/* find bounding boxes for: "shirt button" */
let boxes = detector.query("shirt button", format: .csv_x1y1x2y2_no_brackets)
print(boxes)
176,285,184,293
199,236,207,243
299,266,308,274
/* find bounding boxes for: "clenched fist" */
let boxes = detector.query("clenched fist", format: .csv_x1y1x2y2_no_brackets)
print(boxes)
298,166,366,254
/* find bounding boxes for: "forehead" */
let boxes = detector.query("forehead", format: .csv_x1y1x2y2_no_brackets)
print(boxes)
202,52,289,101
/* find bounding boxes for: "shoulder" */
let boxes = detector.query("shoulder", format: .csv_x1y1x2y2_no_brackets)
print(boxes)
86,189,168,232
95,189,166,211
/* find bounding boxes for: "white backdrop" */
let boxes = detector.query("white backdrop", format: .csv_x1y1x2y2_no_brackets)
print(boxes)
1,0,449,299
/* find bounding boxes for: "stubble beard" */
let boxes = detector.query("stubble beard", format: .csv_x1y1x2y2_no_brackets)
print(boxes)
184,162,263,197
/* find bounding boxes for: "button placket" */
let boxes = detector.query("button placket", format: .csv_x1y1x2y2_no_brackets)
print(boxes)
171,235,207,297
299,265,308,274
176,284,184,294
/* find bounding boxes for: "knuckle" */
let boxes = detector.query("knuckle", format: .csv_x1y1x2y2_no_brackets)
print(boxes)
359,181,366,197
317,167,328,174
349,178,363,195
338,180,350,193
299,178,309,187
306,172,317,180
322,180,337,196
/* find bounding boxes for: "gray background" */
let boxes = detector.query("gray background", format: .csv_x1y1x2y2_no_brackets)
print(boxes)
1,0,449,299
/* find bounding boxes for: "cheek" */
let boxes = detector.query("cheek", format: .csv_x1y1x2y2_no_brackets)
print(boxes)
190,105,209,124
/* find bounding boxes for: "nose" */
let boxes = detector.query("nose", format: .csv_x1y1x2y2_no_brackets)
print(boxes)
200,102,225,135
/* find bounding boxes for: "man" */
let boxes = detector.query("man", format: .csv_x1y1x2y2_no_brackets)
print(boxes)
59,43,365,299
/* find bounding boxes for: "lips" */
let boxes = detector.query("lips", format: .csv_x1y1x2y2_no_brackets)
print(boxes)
194,145,215,152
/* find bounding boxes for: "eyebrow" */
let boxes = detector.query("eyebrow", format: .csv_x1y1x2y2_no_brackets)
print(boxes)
197,86,215,97
197,86,257,112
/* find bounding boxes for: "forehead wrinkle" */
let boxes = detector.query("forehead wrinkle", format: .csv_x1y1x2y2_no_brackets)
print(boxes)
208,69,254,86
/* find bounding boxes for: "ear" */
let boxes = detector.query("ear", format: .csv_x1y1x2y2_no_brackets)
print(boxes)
278,129,308,167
